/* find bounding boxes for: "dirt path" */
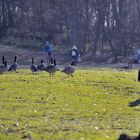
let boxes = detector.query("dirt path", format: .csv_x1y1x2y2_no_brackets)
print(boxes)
0,44,70,65
0,44,140,69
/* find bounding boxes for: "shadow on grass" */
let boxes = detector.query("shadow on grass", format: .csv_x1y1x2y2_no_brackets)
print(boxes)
128,98,140,107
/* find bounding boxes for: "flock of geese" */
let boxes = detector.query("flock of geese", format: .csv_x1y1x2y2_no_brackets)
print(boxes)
0,56,76,77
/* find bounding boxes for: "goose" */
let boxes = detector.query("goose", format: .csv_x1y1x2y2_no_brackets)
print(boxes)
0,56,8,74
0,61,8,74
61,61,76,77
2,56,5,65
37,59,46,72
121,60,132,70
121,63,132,70
45,58,60,76
30,58,37,73
8,56,18,72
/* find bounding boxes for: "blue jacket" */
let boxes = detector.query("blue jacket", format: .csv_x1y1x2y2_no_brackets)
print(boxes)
42,44,52,54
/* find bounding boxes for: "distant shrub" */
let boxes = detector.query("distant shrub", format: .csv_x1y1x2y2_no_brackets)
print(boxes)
2,37,42,50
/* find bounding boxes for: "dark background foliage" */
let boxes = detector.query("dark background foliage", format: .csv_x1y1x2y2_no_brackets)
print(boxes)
0,0,140,61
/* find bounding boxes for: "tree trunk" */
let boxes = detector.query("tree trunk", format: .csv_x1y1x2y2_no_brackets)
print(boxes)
1,0,6,37
67,0,79,46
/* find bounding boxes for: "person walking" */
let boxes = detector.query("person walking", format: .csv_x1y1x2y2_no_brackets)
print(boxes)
42,41,52,64
69,45,80,63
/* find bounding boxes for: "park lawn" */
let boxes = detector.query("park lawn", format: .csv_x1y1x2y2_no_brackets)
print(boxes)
0,68,140,140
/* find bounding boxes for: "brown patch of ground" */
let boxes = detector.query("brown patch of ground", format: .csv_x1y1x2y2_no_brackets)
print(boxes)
0,44,71,65
0,44,139,69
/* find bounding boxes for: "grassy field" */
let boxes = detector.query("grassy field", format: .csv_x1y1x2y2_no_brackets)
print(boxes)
0,68,140,140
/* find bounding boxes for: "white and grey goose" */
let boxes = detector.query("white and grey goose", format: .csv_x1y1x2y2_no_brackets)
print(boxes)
0,56,8,74
61,61,76,77
30,57,37,73
45,58,60,76
8,56,18,72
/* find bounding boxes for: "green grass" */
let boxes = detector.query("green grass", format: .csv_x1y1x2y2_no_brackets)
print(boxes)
0,68,140,140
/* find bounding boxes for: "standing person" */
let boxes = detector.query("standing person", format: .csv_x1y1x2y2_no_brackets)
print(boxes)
42,41,52,64
69,45,79,63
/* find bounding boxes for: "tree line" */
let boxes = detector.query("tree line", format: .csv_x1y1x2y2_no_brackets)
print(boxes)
0,0,140,59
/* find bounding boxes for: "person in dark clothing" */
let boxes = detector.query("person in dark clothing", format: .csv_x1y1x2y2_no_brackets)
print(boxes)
42,41,52,64
69,45,79,63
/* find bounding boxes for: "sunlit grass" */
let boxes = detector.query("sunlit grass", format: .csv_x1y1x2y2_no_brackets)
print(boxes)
0,68,140,140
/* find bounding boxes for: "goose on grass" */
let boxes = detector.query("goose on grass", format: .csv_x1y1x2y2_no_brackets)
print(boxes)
30,57,37,73
8,56,18,72
45,58,60,76
61,61,76,77
37,59,46,72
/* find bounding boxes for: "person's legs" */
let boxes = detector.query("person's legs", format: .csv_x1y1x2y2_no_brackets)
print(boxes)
45,54,48,64
48,53,52,64
42,53,48,64
72,56,75,62
72,56,77,64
